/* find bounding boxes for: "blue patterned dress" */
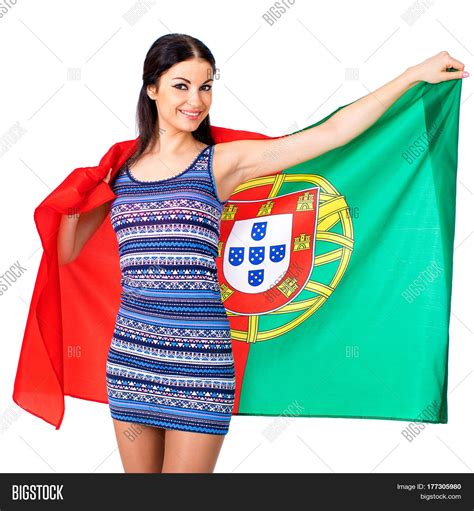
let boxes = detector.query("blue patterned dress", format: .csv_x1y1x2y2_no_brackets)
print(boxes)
106,144,236,435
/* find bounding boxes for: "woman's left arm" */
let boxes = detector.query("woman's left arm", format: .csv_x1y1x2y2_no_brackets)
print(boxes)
225,51,467,184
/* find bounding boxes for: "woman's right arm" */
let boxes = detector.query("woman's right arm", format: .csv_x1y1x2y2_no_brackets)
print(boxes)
57,168,113,266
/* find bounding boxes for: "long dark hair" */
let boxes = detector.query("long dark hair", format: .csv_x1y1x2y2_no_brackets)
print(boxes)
124,33,216,172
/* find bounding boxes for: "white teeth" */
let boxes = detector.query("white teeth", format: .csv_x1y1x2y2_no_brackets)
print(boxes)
180,110,200,118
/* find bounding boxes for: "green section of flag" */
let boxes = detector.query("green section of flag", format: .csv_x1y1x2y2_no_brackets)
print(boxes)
238,79,461,424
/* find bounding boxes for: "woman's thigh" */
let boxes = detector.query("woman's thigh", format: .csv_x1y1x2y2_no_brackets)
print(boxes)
162,429,226,473
112,419,166,473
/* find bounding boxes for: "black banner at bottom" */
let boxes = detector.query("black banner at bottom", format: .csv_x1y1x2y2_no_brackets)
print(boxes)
0,472,472,510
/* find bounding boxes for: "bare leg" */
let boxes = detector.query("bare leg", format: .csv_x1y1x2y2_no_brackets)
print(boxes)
161,429,226,473
112,419,166,473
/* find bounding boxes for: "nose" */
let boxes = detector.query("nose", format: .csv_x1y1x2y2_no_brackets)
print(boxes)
185,89,207,109
186,99,205,110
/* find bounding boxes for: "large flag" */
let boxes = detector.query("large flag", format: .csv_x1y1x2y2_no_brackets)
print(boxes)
13,78,461,429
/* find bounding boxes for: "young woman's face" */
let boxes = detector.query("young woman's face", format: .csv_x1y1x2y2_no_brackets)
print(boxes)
148,57,214,135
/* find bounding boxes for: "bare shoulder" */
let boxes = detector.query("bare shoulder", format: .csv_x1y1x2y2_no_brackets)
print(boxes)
210,141,248,203
211,139,260,180
212,141,239,179
212,138,271,185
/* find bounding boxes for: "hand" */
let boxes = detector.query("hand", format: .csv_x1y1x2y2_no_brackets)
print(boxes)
407,51,468,84
103,167,112,184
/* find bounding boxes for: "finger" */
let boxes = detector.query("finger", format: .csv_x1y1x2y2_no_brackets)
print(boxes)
103,167,112,183
443,70,467,81
447,56,465,71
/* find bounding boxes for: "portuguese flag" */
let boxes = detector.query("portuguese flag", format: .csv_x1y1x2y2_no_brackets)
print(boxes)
13,78,461,429
224,78,461,425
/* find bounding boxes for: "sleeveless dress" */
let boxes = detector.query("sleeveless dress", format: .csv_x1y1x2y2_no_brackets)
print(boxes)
105,144,236,435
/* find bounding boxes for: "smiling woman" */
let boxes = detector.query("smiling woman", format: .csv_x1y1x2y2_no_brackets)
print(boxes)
55,33,233,474
99,33,237,474
126,36,216,171
146,59,214,131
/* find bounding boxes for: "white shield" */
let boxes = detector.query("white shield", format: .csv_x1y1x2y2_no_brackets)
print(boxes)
223,213,292,294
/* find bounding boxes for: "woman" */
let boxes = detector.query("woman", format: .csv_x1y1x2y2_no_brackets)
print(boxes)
57,33,467,473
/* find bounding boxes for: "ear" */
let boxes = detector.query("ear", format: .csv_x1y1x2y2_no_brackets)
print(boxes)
146,84,157,100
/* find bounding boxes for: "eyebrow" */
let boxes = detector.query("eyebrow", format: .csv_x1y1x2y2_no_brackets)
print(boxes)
171,77,213,84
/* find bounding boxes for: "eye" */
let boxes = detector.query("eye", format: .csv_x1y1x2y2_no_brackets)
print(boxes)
173,83,212,91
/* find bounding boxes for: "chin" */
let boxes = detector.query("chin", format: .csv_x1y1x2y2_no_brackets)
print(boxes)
176,119,205,131
178,123,199,132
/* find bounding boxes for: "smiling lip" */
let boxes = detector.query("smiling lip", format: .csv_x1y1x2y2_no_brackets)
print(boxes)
179,109,202,120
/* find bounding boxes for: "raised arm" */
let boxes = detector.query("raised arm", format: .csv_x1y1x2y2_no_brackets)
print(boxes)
217,51,466,186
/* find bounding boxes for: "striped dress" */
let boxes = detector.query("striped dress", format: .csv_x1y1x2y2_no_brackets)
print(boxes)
106,144,236,435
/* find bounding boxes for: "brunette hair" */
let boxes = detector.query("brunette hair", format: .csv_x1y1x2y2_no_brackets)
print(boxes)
124,33,216,171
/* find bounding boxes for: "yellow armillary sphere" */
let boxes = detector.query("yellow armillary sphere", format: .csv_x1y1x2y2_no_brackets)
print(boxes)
216,171,354,344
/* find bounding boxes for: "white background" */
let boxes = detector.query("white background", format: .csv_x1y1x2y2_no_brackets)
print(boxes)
0,0,472,473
